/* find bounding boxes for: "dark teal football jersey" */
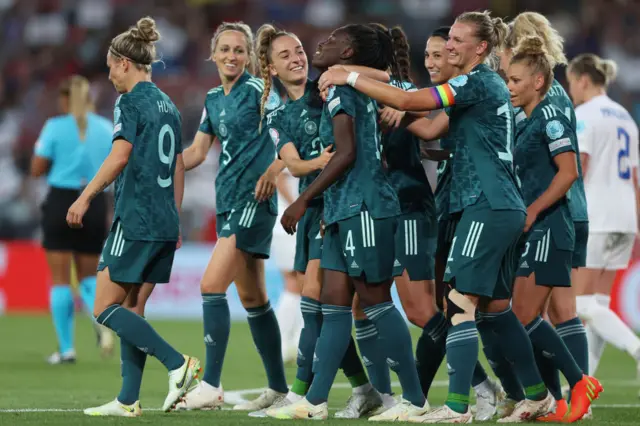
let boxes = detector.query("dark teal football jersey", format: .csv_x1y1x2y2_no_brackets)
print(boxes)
383,80,435,216
444,64,525,213
267,80,323,197
199,71,280,215
319,85,400,225
515,79,588,222
112,82,183,241
514,97,575,250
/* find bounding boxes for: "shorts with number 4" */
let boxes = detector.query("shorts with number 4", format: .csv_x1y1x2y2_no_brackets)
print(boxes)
217,201,276,259
516,226,572,287
293,202,324,273
98,220,176,284
321,210,398,283
444,195,525,299
392,211,437,280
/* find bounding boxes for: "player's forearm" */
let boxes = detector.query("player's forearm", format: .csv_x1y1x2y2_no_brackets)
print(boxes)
266,158,286,176
80,154,128,203
174,155,185,213
341,66,390,83
529,169,578,216
182,145,205,171
285,157,323,177
298,150,355,203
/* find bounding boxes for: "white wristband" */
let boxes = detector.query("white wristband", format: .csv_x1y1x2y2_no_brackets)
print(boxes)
346,71,360,87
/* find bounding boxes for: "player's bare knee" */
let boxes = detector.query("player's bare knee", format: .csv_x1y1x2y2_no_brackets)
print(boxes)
512,299,538,326
239,290,268,309
446,289,476,325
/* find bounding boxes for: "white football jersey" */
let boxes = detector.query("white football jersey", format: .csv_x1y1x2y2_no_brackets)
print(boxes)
576,94,639,233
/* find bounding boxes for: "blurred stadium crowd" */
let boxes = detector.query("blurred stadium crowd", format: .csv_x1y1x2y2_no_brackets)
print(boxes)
1,0,639,242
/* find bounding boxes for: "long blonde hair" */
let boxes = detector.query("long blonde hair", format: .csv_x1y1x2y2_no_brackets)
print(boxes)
505,12,567,68
60,75,92,140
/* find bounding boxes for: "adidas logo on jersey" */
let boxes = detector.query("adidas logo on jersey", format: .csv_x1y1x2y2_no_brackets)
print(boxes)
297,348,305,361
220,108,226,117
313,352,319,363
350,260,359,269
315,231,322,239
520,260,529,269
394,259,401,267
301,109,307,118
445,266,451,274
222,223,231,231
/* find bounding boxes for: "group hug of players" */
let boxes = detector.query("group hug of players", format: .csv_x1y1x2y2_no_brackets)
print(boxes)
52,6,636,424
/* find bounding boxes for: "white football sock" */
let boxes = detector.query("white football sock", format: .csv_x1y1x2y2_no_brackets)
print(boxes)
585,324,606,376
585,293,640,360
275,290,303,349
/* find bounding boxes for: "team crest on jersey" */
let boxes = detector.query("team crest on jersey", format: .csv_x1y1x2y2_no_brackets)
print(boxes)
114,106,121,124
304,121,317,135
266,90,281,111
269,128,280,145
545,120,564,140
219,123,228,137
448,74,468,87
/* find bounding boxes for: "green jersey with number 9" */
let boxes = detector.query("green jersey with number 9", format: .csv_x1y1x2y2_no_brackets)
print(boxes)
436,64,525,213
199,71,280,215
112,82,182,241
319,85,400,225
268,80,323,197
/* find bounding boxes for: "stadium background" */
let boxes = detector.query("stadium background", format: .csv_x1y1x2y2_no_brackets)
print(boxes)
1,0,640,326
1,1,640,423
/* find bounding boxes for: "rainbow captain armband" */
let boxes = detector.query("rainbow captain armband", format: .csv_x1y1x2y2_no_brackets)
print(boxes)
429,84,456,109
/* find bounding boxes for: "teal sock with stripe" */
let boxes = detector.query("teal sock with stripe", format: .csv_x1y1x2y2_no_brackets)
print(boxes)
477,313,525,401
488,307,547,400
534,346,563,400
364,302,424,407
526,316,583,388
340,336,369,388
247,301,288,393
307,305,353,405
202,293,230,387
96,304,183,371
415,312,447,397
355,319,391,394
293,297,323,396
444,321,478,413
118,337,147,404
556,317,589,374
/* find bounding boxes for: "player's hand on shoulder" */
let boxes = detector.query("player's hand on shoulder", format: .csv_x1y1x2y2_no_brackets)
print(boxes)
378,106,405,130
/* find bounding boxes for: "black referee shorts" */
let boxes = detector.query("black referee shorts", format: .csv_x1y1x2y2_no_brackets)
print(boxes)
41,187,108,254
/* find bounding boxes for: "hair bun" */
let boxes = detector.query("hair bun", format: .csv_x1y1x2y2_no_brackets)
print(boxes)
514,35,546,57
130,16,161,43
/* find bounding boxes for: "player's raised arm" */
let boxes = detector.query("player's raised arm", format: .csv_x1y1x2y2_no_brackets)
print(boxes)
319,68,452,112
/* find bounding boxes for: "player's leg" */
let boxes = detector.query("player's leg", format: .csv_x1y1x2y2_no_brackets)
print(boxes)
85,283,154,417
512,237,600,422
92,235,200,413
75,252,114,357
583,234,640,367
396,212,448,401
233,253,288,410
272,228,302,363
45,250,76,364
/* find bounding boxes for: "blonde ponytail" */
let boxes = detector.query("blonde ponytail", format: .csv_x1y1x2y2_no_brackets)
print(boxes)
62,75,91,140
